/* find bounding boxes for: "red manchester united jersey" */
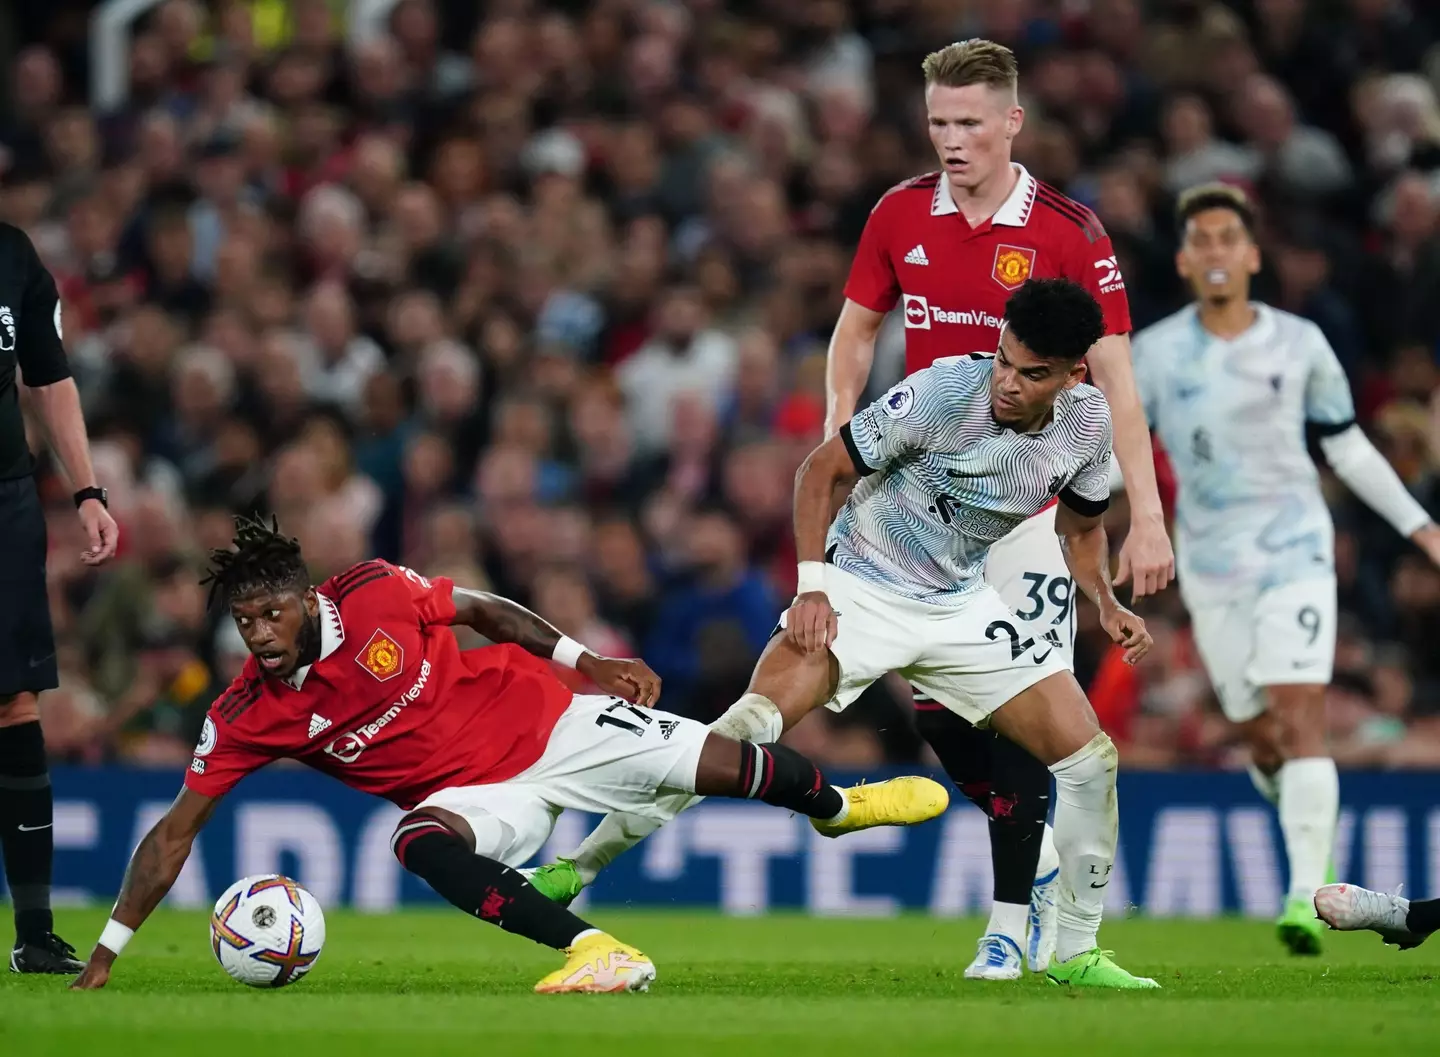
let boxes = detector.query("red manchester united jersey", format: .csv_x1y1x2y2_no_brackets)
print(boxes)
184,560,573,809
843,165,1132,373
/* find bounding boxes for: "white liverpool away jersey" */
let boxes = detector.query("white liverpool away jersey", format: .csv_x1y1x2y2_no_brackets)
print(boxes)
832,355,1113,606
1132,303,1356,600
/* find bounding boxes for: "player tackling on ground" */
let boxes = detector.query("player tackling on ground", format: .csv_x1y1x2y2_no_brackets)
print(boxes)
68,517,945,993
1130,184,1440,955
544,279,1160,989
531,40,1173,982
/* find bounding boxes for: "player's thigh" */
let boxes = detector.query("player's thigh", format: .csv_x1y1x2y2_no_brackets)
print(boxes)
1247,577,1337,691
523,694,712,815
907,583,1073,731
1183,589,1267,724
780,564,928,716
0,476,57,702
412,784,558,866
984,505,1077,669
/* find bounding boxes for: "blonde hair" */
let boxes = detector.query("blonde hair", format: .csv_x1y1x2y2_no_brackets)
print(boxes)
921,39,1018,95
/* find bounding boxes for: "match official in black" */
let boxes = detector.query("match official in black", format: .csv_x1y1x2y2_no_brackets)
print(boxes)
0,222,118,973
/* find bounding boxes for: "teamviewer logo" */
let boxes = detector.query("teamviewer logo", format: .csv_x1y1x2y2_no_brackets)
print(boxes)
902,293,931,329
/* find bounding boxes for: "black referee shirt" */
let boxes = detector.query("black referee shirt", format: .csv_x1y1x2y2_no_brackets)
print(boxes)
0,223,72,480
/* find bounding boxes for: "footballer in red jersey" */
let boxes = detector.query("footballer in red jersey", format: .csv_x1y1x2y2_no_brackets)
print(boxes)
72,516,947,994
818,40,1174,983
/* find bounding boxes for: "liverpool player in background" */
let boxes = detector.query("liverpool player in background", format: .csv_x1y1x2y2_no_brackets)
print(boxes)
818,39,1174,981
70,517,946,994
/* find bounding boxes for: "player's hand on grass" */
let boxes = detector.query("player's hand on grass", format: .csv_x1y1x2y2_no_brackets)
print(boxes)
78,498,120,566
1114,516,1174,600
1410,523,1440,568
578,654,662,707
787,592,838,654
70,951,113,990
1099,601,1152,666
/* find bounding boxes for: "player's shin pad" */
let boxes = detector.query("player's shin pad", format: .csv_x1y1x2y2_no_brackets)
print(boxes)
566,694,784,883
1048,733,1119,963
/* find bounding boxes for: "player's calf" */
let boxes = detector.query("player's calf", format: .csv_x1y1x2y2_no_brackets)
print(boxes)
694,735,846,819
391,810,599,951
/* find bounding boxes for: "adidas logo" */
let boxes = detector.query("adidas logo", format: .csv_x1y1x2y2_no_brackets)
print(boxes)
307,713,332,739
658,719,679,741
903,244,929,266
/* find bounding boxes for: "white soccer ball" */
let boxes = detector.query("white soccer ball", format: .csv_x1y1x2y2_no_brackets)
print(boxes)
209,874,326,988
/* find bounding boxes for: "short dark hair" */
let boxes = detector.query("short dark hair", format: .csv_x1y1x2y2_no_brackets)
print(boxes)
200,513,310,609
1003,278,1105,362
1176,182,1256,239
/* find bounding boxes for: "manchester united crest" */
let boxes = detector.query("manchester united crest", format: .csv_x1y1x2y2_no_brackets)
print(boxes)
357,628,404,682
992,245,1036,290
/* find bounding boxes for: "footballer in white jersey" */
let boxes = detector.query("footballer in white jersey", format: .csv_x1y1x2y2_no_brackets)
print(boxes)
530,278,1163,992
1130,184,1440,956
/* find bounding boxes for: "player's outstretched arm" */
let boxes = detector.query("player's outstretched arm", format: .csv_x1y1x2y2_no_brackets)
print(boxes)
447,586,661,704
1055,500,1152,666
789,435,862,652
823,299,885,438
1085,334,1174,599
72,787,221,990
1316,426,1440,562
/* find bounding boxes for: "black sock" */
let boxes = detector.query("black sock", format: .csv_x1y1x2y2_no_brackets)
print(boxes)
916,706,1049,906
1407,897,1440,936
985,733,1052,905
393,819,595,950
916,703,994,811
739,741,844,819
0,721,53,946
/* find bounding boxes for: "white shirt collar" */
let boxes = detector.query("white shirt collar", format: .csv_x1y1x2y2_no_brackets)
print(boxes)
283,592,345,691
932,164,1038,226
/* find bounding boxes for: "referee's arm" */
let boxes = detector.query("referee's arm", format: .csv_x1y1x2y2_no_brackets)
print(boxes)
12,228,118,564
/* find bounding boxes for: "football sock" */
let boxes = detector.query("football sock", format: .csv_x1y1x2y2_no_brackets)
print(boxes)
915,705,1051,906
1278,757,1339,899
987,733,1052,905
985,901,1028,943
393,819,595,950
0,720,54,946
738,741,846,820
1406,898,1440,936
1049,733,1120,964
567,694,784,884
1248,762,1280,806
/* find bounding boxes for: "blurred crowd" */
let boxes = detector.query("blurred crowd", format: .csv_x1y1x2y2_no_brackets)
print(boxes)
5,0,1440,771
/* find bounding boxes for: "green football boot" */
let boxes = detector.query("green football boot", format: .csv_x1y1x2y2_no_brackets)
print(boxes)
1046,949,1161,990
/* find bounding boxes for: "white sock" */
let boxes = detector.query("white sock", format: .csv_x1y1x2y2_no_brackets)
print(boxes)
825,787,850,825
568,694,785,883
985,901,1028,943
1035,822,1059,881
1248,763,1280,806
1049,733,1120,965
1278,756,1339,900
570,928,603,946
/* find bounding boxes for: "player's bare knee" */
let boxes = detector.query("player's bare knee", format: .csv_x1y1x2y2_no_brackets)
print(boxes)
1266,687,1327,759
0,693,40,727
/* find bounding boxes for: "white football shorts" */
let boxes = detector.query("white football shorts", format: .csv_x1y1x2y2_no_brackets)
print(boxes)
788,563,1071,727
982,504,1077,670
414,695,710,866
1183,575,1338,723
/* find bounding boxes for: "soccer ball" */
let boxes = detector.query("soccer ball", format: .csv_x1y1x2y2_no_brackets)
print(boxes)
210,874,326,987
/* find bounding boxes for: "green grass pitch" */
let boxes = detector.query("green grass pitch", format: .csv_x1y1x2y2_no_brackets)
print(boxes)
4,908,1439,1056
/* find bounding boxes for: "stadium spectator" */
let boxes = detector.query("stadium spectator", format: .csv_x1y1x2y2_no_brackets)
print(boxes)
5,0,1440,772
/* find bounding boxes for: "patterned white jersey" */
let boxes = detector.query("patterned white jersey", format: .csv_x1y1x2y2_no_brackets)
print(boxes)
1132,303,1355,602
832,355,1114,606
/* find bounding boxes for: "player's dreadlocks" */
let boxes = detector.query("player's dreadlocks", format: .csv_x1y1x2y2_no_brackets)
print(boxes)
200,513,311,609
